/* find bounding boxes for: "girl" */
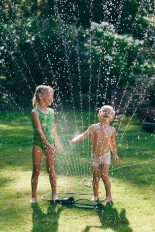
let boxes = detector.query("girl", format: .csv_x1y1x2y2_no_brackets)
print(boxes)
31,85,61,203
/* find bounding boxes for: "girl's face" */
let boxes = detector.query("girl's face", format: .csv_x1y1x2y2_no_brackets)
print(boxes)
41,90,53,106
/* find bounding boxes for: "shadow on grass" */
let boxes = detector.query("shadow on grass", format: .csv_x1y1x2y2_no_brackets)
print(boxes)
83,203,132,232
31,203,63,232
0,176,12,188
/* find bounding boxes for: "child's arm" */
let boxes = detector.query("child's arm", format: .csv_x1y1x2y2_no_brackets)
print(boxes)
110,128,120,164
70,125,93,144
32,110,54,153
52,111,62,152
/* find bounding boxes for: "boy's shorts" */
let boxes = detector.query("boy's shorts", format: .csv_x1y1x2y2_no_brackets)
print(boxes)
91,151,111,166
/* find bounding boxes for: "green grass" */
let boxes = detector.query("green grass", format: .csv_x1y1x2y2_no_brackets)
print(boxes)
0,108,155,232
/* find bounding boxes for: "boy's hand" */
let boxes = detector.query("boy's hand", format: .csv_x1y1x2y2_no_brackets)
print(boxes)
113,155,120,164
70,138,78,144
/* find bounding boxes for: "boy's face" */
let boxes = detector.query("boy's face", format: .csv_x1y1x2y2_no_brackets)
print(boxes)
98,107,115,123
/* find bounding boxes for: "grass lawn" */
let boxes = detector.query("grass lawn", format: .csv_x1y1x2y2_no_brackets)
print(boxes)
0,107,155,232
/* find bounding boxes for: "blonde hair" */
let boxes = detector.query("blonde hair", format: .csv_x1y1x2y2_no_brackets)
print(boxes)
32,85,54,108
99,105,115,117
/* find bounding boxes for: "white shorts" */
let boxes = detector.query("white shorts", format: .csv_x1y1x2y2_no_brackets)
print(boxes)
91,151,111,166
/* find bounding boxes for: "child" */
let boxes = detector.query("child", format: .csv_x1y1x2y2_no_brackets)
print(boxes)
70,105,120,203
31,85,62,203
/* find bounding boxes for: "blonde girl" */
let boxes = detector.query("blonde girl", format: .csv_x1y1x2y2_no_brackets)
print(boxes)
31,85,61,203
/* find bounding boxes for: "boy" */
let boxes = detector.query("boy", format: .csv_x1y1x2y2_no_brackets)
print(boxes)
70,105,120,203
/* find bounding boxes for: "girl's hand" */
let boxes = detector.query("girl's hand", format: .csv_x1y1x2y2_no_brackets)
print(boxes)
113,155,120,164
45,144,55,154
55,142,62,152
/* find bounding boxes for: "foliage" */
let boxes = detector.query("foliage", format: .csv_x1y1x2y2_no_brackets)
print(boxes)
0,1,154,110
1,0,154,36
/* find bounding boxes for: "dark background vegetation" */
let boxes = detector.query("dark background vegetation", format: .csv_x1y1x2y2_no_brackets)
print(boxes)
0,0,155,111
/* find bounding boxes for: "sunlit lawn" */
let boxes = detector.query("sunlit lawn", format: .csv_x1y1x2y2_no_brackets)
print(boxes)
0,108,155,232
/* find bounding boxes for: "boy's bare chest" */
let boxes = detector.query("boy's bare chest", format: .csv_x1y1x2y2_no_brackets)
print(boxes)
93,127,112,140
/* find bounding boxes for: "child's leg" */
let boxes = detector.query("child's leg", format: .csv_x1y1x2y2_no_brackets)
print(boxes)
31,145,42,199
44,148,57,200
92,166,101,199
101,164,111,199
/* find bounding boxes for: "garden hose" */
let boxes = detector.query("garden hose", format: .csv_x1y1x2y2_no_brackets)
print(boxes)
81,157,155,188
42,158,155,208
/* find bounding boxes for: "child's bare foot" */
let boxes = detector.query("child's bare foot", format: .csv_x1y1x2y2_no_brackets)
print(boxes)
30,197,37,203
103,196,112,204
91,196,99,202
51,195,59,203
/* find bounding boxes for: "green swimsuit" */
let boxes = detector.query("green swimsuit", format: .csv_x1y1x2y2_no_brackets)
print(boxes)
32,108,55,150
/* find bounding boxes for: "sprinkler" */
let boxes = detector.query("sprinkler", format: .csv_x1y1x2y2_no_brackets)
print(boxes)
42,194,104,209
